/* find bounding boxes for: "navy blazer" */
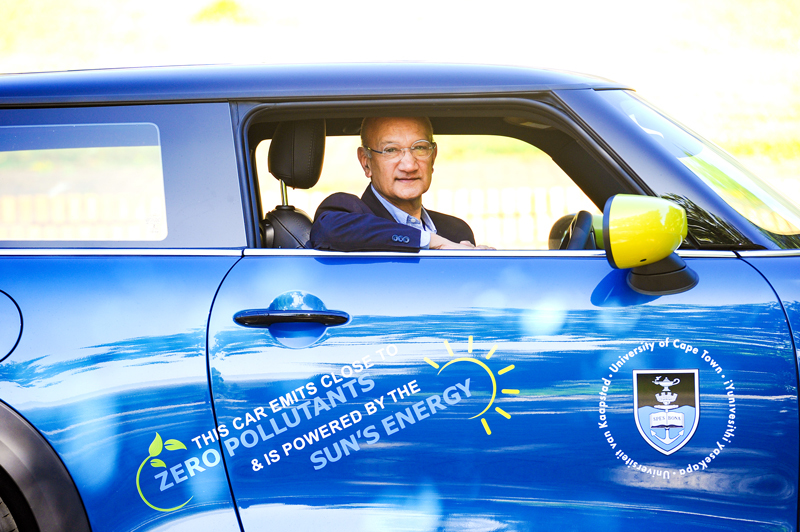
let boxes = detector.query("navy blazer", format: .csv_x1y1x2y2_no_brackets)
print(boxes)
310,186,475,252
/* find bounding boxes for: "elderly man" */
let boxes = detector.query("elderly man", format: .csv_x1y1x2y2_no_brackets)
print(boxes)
310,116,489,251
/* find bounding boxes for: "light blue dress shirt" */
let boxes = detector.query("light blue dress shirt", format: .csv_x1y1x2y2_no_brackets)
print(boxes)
370,185,437,249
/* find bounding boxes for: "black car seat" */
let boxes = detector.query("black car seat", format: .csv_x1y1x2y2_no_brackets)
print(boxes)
262,119,326,248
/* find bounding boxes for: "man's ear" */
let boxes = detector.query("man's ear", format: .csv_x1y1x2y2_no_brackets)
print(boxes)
357,146,372,178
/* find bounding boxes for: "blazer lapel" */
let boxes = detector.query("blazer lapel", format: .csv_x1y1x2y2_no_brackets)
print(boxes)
361,185,396,222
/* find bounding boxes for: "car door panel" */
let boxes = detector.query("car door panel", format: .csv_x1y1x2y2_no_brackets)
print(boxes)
208,252,796,530
741,254,800,358
0,254,243,532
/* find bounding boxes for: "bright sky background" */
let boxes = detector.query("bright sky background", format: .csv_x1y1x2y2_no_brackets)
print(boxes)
2,0,798,194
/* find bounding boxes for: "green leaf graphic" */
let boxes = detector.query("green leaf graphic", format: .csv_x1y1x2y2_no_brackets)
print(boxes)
165,439,187,451
149,433,164,457
150,458,166,468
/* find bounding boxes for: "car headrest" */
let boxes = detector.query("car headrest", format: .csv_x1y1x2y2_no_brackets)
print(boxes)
267,119,326,190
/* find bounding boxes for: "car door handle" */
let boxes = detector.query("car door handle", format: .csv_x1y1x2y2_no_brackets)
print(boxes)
233,309,350,327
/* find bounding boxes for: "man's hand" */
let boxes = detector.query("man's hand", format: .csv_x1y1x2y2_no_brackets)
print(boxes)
430,234,494,250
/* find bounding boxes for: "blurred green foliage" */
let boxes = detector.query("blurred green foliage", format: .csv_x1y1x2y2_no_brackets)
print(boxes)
436,136,547,162
0,0,798,180
192,0,253,24
709,0,800,51
726,140,800,160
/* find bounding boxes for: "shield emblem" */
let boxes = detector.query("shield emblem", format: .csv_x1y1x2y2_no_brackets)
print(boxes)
633,369,699,455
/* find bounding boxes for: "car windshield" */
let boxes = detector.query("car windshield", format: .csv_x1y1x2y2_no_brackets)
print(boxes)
600,91,800,241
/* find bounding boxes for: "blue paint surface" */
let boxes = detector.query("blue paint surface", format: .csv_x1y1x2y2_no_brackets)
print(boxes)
0,256,242,531
0,252,796,530
206,255,798,531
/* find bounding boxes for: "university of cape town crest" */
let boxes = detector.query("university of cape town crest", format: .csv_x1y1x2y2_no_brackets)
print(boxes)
633,369,699,455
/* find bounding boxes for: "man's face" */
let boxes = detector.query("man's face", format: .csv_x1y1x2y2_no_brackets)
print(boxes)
358,117,436,215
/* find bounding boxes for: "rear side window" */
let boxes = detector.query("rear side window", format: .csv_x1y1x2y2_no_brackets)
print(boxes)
0,123,168,241
0,104,246,249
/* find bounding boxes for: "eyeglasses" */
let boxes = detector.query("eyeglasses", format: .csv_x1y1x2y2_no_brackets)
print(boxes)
364,140,436,161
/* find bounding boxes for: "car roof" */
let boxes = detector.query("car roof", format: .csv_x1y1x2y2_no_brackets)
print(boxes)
0,63,630,106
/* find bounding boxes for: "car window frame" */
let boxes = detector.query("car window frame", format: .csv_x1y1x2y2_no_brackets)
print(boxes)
234,96,647,250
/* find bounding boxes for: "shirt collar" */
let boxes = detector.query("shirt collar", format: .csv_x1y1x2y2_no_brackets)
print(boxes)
370,184,437,233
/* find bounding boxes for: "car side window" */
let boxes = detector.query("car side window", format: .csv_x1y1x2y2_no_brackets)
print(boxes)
0,104,246,248
0,123,167,241
255,134,598,250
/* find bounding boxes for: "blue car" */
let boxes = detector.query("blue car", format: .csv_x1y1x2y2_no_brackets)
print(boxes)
0,64,798,531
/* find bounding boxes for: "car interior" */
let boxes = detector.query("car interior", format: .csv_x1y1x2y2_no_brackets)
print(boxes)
246,108,643,251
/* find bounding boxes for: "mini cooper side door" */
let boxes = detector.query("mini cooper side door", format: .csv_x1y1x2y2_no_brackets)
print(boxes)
207,249,796,531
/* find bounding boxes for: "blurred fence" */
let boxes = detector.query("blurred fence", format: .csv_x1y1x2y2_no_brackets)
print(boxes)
278,178,800,250
0,193,165,241
281,185,598,250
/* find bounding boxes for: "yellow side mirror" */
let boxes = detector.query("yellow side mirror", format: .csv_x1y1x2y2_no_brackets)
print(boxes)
604,195,687,269
603,195,698,295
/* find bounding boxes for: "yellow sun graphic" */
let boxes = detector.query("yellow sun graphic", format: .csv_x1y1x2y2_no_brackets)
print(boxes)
423,336,518,435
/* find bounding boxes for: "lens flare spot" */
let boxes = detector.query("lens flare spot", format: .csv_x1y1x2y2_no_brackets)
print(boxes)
521,298,567,336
